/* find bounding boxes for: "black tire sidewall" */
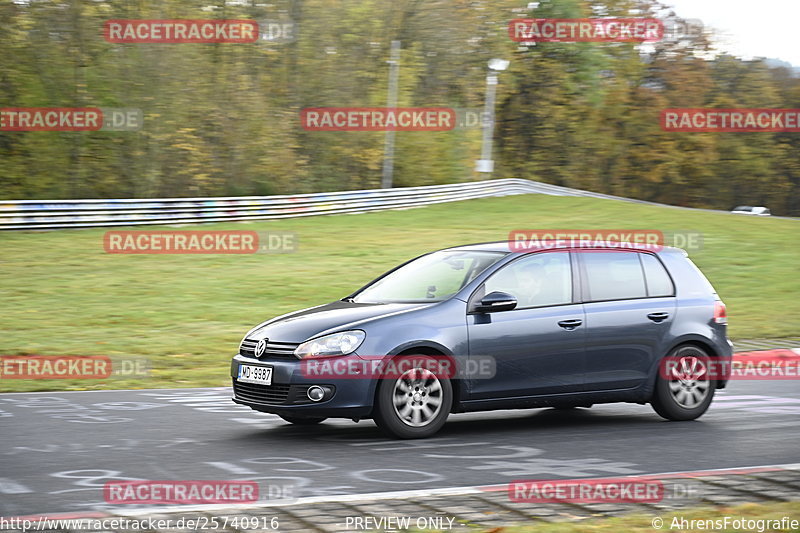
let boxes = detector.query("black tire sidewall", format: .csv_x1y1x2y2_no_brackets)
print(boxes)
373,356,453,439
652,345,716,421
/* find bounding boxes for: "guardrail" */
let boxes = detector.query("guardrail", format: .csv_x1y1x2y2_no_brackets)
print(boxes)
0,178,651,231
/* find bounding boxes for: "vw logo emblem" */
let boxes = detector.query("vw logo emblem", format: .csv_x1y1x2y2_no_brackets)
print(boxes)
254,339,267,357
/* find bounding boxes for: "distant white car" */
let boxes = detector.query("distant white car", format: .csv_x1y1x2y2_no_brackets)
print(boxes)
731,206,771,216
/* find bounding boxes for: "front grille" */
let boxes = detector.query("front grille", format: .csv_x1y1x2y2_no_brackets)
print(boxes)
232,380,335,406
239,338,299,360
233,379,291,404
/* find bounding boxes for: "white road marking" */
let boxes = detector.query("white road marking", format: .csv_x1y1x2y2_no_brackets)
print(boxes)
0,478,33,494
206,462,258,475
715,395,776,400
730,420,800,431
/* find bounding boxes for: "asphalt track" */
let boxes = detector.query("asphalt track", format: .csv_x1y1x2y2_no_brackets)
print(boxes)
1,380,799,517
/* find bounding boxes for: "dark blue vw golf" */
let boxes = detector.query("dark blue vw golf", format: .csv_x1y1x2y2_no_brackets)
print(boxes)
232,241,732,438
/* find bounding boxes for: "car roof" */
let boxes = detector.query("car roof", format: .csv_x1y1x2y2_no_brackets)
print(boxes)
442,240,684,254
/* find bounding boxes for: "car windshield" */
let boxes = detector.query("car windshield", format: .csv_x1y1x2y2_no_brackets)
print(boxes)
352,250,506,304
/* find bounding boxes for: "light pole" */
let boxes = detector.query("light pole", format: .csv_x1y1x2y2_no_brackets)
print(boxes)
475,58,510,175
381,40,401,189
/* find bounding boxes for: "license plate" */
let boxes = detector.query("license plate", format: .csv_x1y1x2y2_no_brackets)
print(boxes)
238,364,273,385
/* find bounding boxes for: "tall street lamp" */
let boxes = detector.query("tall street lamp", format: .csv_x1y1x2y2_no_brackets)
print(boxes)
475,58,510,175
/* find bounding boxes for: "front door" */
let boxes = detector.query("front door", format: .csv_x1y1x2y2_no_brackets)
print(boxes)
466,251,586,399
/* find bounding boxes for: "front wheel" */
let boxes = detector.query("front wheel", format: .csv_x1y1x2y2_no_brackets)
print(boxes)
651,345,715,421
373,358,453,439
279,415,327,425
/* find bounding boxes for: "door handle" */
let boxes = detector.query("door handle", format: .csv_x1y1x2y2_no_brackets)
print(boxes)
647,312,669,322
558,319,582,330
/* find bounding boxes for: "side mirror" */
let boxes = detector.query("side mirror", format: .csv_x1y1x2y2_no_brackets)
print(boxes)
474,291,517,313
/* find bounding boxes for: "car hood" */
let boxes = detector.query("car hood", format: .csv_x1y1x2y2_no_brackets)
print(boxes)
246,300,433,344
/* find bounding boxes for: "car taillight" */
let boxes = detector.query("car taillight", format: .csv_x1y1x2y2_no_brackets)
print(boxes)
714,300,727,325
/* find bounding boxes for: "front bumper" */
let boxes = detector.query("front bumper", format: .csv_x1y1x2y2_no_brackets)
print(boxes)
230,354,376,418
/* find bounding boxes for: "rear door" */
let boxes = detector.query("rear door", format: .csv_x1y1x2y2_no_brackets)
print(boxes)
579,251,677,391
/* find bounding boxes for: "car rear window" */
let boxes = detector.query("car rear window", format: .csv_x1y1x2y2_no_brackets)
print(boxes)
582,251,647,301
640,253,675,297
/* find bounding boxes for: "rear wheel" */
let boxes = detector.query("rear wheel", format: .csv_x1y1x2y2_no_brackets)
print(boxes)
374,357,452,439
651,345,715,421
279,415,327,425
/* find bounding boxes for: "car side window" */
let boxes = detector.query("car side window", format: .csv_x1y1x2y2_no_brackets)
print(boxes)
483,252,572,308
640,253,674,297
582,251,647,301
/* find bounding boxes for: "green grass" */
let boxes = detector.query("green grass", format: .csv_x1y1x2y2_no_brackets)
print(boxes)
1,194,798,392
424,501,800,532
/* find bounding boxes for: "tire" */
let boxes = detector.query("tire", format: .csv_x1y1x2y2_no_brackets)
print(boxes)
651,344,716,421
279,415,327,425
373,356,453,439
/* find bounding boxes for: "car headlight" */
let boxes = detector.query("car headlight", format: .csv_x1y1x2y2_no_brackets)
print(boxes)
294,330,366,358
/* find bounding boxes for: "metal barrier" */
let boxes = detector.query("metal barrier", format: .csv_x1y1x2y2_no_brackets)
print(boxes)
0,178,647,231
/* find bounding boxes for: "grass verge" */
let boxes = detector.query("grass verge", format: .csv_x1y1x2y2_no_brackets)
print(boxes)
1,194,798,392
